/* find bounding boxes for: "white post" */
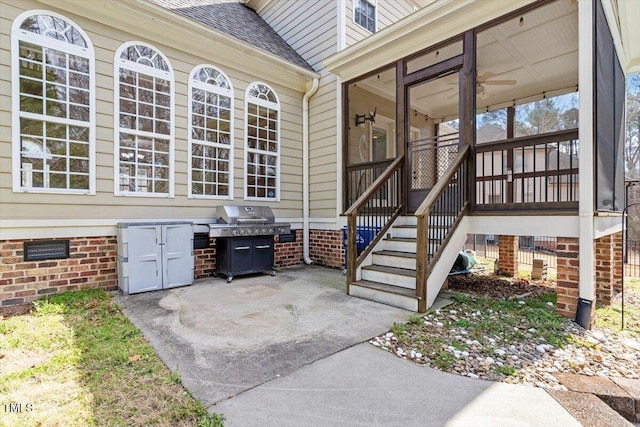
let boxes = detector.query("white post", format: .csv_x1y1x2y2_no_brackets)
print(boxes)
578,0,595,302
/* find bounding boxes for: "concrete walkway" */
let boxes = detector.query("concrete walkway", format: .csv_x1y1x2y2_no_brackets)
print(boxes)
214,343,581,427
115,265,583,427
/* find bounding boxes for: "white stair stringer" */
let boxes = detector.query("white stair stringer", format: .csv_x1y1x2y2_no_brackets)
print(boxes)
424,215,470,309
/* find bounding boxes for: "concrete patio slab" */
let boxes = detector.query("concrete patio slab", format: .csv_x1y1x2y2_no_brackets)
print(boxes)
114,265,413,406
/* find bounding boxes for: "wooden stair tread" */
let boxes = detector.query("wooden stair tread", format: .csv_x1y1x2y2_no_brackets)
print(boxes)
373,250,417,259
350,280,420,298
384,237,417,243
362,264,416,276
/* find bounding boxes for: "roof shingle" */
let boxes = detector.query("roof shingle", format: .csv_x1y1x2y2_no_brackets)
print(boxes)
147,0,313,71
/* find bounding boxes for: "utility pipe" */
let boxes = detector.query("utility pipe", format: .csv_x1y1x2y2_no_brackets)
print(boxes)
303,77,320,264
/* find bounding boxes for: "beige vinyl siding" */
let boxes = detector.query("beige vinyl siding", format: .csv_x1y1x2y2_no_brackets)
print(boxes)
0,5,14,200
0,0,305,229
258,0,340,219
345,0,417,47
308,71,339,218
259,0,337,68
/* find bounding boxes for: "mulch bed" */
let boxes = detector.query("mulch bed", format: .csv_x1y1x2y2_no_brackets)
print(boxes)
446,273,556,299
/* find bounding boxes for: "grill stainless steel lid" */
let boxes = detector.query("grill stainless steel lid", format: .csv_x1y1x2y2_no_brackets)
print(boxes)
208,205,291,237
216,206,274,225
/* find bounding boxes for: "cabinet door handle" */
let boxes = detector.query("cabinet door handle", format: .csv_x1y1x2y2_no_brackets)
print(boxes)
234,246,250,251
255,245,271,249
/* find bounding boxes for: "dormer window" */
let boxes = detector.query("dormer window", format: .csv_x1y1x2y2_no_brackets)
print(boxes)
355,0,376,33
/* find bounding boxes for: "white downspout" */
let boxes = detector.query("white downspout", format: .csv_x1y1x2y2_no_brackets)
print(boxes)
578,0,595,303
303,77,320,264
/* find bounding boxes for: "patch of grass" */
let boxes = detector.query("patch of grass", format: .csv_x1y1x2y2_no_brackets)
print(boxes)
494,365,517,376
595,278,640,336
409,315,423,325
0,289,224,427
391,322,408,336
456,318,472,328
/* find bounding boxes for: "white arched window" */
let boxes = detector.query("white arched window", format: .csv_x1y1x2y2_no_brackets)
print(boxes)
188,65,234,199
11,11,95,193
114,42,174,196
244,82,280,200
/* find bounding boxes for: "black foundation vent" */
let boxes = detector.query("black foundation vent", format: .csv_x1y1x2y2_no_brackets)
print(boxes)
194,233,211,250
24,240,70,261
278,232,296,243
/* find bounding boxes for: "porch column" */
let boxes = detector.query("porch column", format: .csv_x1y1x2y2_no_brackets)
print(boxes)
498,235,518,277
612,231,623,293
594,234,614,305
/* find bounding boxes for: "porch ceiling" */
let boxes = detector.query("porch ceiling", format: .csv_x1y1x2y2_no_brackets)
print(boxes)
350,1,579,121
609,0,640,74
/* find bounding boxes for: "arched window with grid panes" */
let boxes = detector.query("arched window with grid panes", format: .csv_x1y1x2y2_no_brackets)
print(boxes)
188,65,234,199
114,42,174,196
244,82,280,200
11,11,96,194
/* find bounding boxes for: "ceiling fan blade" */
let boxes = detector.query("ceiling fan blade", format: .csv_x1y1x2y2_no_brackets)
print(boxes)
477,71,495,81
484,79,517,85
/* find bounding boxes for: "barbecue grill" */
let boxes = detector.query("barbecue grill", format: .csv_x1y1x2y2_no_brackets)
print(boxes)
208,206,290,282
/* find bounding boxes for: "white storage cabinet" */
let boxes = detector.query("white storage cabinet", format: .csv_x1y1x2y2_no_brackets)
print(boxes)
117,222,194,294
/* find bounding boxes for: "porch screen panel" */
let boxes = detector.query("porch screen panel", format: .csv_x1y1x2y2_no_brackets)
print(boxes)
594,0,625,211
613,58,625,211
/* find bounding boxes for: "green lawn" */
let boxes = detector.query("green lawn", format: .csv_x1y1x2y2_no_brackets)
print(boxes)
0,289,224,427
596,277,640,336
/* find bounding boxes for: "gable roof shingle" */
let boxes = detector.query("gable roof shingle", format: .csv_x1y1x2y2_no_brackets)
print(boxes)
147,0,313,71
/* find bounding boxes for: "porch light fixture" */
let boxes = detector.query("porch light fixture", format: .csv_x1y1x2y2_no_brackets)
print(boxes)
355,107,377,126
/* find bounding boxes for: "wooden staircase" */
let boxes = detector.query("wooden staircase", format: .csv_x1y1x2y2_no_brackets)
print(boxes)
344,144,470,313
349,215,467,311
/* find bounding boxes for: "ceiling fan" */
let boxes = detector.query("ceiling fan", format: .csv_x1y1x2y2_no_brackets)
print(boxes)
446,71,517,98
476,71,517,96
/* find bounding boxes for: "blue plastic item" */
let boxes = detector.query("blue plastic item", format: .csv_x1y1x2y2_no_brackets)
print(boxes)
342,226,381,272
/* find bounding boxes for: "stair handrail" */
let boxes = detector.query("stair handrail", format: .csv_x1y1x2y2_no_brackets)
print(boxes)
414,144,470,311
345,155,405,285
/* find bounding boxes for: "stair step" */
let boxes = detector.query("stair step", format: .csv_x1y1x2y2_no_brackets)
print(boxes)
349,280,419,311
383,237,417,252
391,225,452,239
373,250,416,258
372,250,417,270
361,264,416,289
383,237,437,255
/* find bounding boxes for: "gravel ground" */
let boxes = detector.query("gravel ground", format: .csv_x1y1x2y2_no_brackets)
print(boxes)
369,274,640,390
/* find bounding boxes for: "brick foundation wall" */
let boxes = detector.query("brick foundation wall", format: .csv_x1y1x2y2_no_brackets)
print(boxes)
1,229,310,305
612,231,623,293
0,237,118,306
274,230,303,268
309,229,344,269
555,237,594,325
595,234,614,306
498,235,518,276
194,238,216,279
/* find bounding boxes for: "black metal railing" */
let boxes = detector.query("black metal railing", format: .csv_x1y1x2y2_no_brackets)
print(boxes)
345,159,394,209
465,234,558,269
415,145,470,312
475,129,579,211
345,156,405,286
